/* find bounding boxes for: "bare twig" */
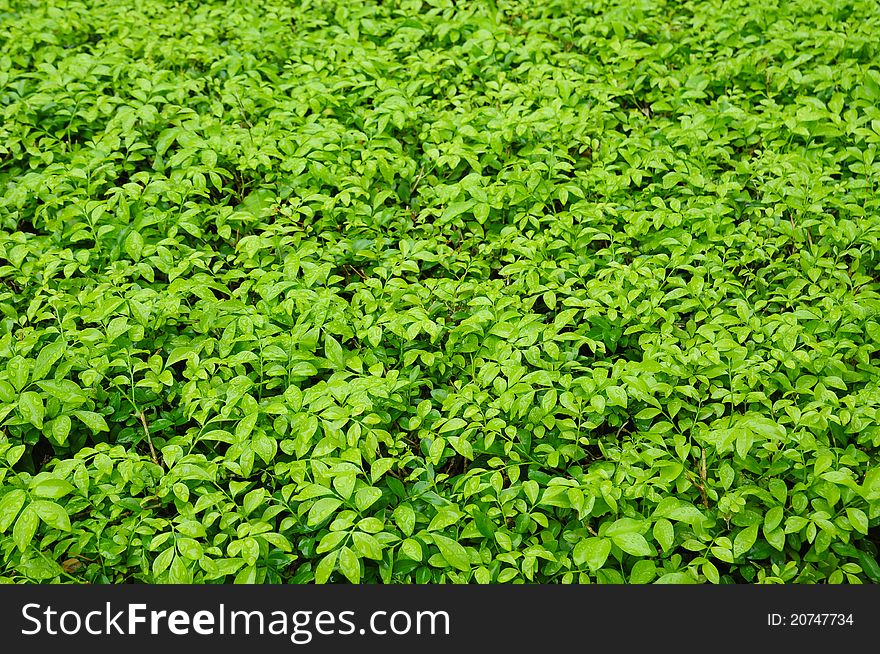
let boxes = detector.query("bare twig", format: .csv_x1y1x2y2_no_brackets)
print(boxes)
696,448,709,508
137,410,161,467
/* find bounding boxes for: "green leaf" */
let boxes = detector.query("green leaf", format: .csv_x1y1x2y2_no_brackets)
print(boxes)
355,487,382,512
324,334,345,368
30,500,70,531
652,519,675,553
629,559,657,584
170,556,193,583
0,490,27,532
439,418,467,433
432,534,470,571
370,458,395,482
6,445,25,466
18,391,44,429
655,572,698,584
768,479,787,504
152,547,175,577
611,532,653,557
653,498,707,526
702,561,720,584
48,415,72,445
605,385,627,408
734,524,759,558
393,504,416,536
314,551,338,584
316,531,347,554
764,525,786,551
176,538,203,560
32,479,75,499
857,550,880,583
764,506,784,532
124,230,145,261
73,410,109,433
573,537,611,571
7,356,30,392
33,339,66,380
428,507,461,532
251,434,277,464
352,531,383,560
401,538,422,561
337,546,361,583
846,508,869,535
13,505,40,552
332,473,356,500
307,498,343,526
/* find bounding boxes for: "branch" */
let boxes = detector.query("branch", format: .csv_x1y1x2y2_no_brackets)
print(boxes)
137,410,161,467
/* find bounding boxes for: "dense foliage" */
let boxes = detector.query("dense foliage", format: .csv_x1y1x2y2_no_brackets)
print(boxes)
1,0,880,584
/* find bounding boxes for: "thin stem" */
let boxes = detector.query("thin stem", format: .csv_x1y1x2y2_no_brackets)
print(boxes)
137,409,161,467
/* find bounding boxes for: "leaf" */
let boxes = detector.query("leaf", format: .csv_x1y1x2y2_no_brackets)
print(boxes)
605,385,627,408
393,504,416,536
439,418,467,433
447,436,474,460
604,518,647,537
352,531,383,560
401,538,422,561
251,434,277,464
33,339,66,380
316,531,347,554
18,391,44,429
432,534,470,571
630,560,657,584
702,561,720,584
846,508,869,535
176,538,203,560
734,524,759,557
38,380,87,405
655,572,698,584
49,415,72,445
355,487,382,512
337,546,361,583
652,519,675,552
32,479,75,499
324,334,345,368
124,230,145,261
857,550,880,583
332,473,356,500
370,458,395,482
307,498,342,526
7,356,30,392
428,508,461,532
30,500,70,531
152,547,175,577
653,498,707,526
6,445,25,466
764,525,786,551
0,490,27,532
169,556,193,583
611,532,653,556
73,410,109,433
764,506,784,532
13,505,40,552
735,429,754,459
314,551,338,584
573,537,611,571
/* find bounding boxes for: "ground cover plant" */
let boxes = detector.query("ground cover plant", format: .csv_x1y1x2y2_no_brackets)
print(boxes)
1,0,880,584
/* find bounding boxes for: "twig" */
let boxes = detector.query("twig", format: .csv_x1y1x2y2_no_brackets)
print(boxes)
137,410,161,467
346,264,366,280
696,448,709,508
